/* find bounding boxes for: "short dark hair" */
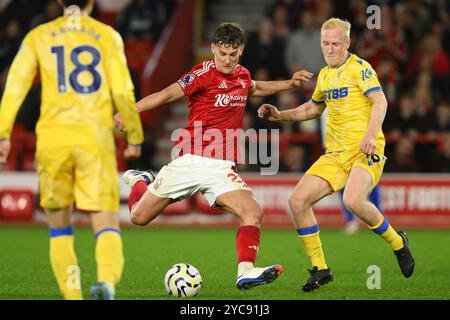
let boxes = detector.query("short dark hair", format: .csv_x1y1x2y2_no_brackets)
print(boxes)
212,22,245,48
61,0,90,8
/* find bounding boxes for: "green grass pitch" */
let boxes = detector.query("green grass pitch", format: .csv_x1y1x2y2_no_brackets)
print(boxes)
0,226,449,300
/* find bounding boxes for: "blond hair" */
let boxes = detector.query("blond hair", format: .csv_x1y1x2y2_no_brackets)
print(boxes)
321,18,351,38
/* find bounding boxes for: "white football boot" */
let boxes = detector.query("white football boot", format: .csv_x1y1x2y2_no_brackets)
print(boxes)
236,265,283,290
122,169,155,187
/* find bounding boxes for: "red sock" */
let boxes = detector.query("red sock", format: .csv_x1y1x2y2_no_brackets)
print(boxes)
236,225,260,264
128,181,147,211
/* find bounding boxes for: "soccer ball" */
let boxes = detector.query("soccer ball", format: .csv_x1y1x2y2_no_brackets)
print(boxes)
164,263,202,297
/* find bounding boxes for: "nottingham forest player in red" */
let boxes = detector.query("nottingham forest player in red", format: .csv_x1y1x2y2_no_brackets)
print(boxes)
115,22,313,290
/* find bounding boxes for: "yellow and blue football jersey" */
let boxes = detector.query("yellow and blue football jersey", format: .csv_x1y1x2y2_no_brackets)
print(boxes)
311,53,385,153
0,15,143,148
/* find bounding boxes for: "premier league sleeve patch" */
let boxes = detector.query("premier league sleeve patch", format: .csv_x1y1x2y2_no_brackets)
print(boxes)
182,73,195,85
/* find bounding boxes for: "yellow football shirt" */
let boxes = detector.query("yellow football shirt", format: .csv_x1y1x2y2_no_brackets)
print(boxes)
311,53,385,153
0,15,143,148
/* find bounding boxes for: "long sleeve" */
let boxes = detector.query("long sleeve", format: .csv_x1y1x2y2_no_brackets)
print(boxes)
0,33,38,139
108,30,143,145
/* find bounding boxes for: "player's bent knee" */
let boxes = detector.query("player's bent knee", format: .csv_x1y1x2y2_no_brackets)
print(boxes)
130,207,150,226
238,205,263,226
342,195,362,214
242,212,262,226
130,212,148,226
288,195,309,215
130,204,163,226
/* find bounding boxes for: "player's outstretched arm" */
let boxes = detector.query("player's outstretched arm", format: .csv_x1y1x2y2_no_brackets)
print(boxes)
250,70,313,97
114,83,184,131
258,100,326,122
136,83,184,113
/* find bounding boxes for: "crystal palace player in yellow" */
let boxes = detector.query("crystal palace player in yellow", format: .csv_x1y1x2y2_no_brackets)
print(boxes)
258,18,415,292
0,0,143,299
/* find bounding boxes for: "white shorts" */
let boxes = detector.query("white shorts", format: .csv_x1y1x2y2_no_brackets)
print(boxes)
148,154,252,206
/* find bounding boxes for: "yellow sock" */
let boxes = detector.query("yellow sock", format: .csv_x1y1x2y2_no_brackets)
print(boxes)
369,217,404,251
297,225,328,270
49,226,83,300
95,228,124,287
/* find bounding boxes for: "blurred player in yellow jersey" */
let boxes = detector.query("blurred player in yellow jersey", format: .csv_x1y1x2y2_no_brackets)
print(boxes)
258,18,415,292
0,0,143,299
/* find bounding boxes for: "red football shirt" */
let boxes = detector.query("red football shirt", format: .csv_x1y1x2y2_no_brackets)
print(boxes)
175,60,254,162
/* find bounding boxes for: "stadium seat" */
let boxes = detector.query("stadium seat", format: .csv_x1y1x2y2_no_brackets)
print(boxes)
115,136,127,171
21,132,36,171
1,124,38,171
125,39,155,72
97,11,118,26
2,124,26,171
0,188,35,221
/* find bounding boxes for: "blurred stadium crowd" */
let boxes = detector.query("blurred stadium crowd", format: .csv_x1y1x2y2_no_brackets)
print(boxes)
0,0,449,173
